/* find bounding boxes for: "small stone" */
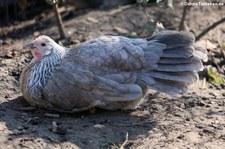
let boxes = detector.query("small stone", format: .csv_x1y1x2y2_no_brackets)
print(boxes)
202,128,215,135
87,17,98,23
209,92,216,97
4,95,9,98
185,101,195,108
93,124,105,128
197,101,206,107
44,113,60,118
177,134,184,139
206,104,211,108
196,125,204,129
52,121,57,133
33,31,40,37
201,97,208,100
113,26,129,34
17,126,23,131
185,118,190,121
180,103,185,109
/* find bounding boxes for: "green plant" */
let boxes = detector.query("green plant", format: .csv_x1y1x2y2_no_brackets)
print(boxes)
207,67,225,87
144,19,165,36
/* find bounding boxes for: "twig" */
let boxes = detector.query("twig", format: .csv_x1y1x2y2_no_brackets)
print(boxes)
45,136,60,143
16,106,36,111
143,6,151,21
22,117,39,126
103,132,129,149
53,3,66,39
196,17,225,41
45,0,66,39
108,4,136,16
179,0,189,30
120,132,129,149
22,118,33,126
108,140,120,149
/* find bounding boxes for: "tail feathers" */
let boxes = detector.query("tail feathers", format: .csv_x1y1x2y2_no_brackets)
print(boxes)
152,78,188,94
147,71,198,84
138,71,197,94
159,57,194,64
140,30,208,94
157,57,203,72
163,46,194,58
193,43,208,62
148,30,195,49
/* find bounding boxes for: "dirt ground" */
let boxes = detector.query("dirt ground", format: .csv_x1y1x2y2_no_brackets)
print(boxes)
0,1,225,149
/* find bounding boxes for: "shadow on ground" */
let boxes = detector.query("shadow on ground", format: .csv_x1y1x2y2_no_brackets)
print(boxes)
0,96,156,148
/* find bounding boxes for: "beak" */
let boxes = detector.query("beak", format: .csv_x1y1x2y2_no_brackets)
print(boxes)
24,42,35,49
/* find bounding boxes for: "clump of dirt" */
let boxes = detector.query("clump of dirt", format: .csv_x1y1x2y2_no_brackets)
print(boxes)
0,1,224,148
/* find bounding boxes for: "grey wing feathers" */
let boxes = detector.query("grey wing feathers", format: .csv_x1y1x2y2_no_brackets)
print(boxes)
44,31,207,109
43,36,147,110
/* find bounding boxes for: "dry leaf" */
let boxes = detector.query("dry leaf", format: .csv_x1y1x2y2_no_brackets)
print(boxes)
196,40,217,49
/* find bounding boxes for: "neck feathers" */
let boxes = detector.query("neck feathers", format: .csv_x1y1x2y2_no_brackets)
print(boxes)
27,47,66,96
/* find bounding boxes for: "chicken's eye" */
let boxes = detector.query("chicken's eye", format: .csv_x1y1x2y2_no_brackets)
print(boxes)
41,43,46,47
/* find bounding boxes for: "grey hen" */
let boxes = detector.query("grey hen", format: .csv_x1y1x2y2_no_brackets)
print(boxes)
20,30,208,112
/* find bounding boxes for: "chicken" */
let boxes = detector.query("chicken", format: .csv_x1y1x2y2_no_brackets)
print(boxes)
20,31,208,113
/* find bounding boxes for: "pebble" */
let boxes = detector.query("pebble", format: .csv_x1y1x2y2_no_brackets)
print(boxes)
44,113,60,118
196,101,206,107
52,121,57,133
113,26,129,34
93,124,105,129
202,128,215,135
87,17,98,23
33,31,40,37
177,134,184,139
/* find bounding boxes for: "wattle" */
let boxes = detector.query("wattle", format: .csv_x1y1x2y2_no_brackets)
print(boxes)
34,51,42,59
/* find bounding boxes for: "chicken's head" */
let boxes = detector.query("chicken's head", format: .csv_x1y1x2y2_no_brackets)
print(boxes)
25,35,55,59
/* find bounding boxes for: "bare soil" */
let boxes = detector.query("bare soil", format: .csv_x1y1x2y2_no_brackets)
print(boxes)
0,1,225,149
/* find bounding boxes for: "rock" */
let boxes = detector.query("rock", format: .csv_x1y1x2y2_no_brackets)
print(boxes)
33,31,40,37
93,124,105,128
87,17,98,23
113,26,129,34
177,134,184,139
44,113,60,118
52,121,57,133
202,128,215,135
196,101,206,107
